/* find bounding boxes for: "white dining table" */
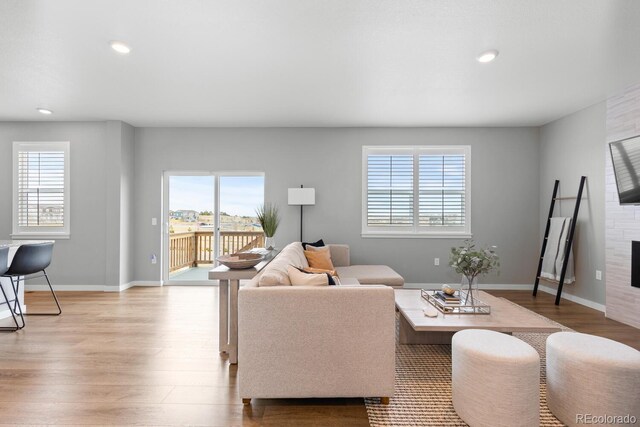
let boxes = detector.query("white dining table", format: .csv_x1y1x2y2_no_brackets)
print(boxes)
0,240,53,317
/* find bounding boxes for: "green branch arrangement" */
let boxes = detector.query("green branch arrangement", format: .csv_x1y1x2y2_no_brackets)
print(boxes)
450,239,500,285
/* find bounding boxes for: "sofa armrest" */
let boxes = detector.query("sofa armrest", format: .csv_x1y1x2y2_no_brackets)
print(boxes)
238,286,395,399
328,244,350,267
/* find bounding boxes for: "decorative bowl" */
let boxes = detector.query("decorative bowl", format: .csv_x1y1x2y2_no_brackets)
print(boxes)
441,284,456,296
216,253,264,269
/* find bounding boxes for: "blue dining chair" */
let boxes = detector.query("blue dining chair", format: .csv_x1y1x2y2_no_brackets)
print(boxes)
2,242,62,316
0,246,25,331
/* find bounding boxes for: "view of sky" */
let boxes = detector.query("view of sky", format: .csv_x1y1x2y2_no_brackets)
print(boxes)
169,175,264,217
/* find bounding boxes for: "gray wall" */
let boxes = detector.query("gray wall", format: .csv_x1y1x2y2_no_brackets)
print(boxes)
0,120,135,289
134,127,540,285
104,120,136,288
105,121,122,288
539,102,607,305
0,122,109,287
120,123,135,285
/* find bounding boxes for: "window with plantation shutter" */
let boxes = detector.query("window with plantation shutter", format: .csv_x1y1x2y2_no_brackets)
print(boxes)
419,153,466,227
13,141,70,239
367,153,414,227
362,146,471,238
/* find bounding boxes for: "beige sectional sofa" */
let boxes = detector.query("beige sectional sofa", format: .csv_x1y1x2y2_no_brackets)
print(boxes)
238,242,398,403
327,244,405,288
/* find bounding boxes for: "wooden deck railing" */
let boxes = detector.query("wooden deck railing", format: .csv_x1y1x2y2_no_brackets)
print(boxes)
169,232,196,272
169,231,265,272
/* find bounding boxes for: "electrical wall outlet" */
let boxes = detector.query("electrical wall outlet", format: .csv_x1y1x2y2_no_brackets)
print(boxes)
434,258,440,266
151,254,157,264
595,270,602,281
151,217,157,226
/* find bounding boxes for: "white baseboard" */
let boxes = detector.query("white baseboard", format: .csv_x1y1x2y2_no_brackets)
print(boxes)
403,283,605,312
24,284,103,291
104,281,163,291
103,282,133,292
536,285,606,313
131,281,163,287
25,282,163,292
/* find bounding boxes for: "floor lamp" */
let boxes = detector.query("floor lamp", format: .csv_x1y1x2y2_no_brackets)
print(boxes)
288,185,316,242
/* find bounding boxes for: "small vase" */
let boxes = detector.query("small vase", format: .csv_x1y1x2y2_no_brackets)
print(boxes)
461,276,479,306
264,236,276,251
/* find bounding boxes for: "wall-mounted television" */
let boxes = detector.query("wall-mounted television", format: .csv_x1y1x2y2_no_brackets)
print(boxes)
610,135,640,205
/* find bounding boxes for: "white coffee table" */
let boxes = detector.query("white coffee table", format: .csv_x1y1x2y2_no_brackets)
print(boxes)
395,289,562,344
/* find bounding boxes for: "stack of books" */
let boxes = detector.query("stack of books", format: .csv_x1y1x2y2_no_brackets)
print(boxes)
432,290,461,305
421,289,492,315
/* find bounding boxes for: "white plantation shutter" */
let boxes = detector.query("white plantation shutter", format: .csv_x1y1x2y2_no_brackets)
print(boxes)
363,146,470,237
13,142,70,238
419,154,466,227
367,154,414,227
18,151,65,226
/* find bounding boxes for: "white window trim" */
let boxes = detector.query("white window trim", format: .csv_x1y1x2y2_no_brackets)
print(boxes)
361,145,472,239
12,141,71,240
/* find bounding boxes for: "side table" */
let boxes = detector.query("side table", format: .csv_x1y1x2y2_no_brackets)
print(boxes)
208,260,270,364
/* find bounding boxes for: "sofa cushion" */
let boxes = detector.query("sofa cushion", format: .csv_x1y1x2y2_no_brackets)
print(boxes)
304,244,328,253
304,246,335,271
258,242,308,286
303,266,338,277
328,244,350,267
336,277,360,286
335,265,404,288
302,239,325,250
287,266,331,286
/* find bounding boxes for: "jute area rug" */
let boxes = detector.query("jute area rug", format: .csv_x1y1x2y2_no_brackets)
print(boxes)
365,299,570,426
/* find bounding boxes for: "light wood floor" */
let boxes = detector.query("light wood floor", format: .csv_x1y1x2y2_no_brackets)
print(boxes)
0,287,637,426
489,290,640,350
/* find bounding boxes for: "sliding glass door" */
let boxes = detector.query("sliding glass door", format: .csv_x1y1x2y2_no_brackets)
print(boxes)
163,172,264,284
218,175,266,257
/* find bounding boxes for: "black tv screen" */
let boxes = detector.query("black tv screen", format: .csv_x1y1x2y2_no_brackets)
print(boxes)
610,135,640,204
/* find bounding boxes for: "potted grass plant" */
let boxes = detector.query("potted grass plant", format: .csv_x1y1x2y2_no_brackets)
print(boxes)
256,203,280,250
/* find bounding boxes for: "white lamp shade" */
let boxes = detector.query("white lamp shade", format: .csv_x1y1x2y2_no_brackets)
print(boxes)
288,188,316,205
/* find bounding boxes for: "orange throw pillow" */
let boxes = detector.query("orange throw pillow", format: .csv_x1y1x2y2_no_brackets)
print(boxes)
304,247,335,271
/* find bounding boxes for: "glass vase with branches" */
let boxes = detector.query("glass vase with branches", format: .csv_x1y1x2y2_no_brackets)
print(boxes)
449,240,499,306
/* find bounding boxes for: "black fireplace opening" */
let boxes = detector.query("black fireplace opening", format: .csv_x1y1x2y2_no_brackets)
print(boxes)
632,241,640,288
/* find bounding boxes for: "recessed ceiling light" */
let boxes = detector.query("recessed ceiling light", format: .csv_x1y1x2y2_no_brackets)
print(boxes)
110,41,131,54
477,49,499,63
37,108,53,115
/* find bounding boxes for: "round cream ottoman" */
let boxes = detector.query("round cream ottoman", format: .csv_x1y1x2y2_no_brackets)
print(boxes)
546,332,640,427
452,329,540,427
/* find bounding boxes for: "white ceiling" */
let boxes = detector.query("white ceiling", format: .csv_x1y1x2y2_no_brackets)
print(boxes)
1,0,640,127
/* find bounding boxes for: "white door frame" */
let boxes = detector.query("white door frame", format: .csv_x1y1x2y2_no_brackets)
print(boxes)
162,170,265,285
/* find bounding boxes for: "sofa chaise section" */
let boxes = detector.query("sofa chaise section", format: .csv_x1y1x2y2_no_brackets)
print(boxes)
328,244,405,288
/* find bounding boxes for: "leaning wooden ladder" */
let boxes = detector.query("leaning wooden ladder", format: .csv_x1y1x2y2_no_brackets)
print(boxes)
533,176,586,305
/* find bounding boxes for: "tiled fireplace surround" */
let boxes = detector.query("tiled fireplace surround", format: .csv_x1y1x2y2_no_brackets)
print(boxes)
605,83,640,328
